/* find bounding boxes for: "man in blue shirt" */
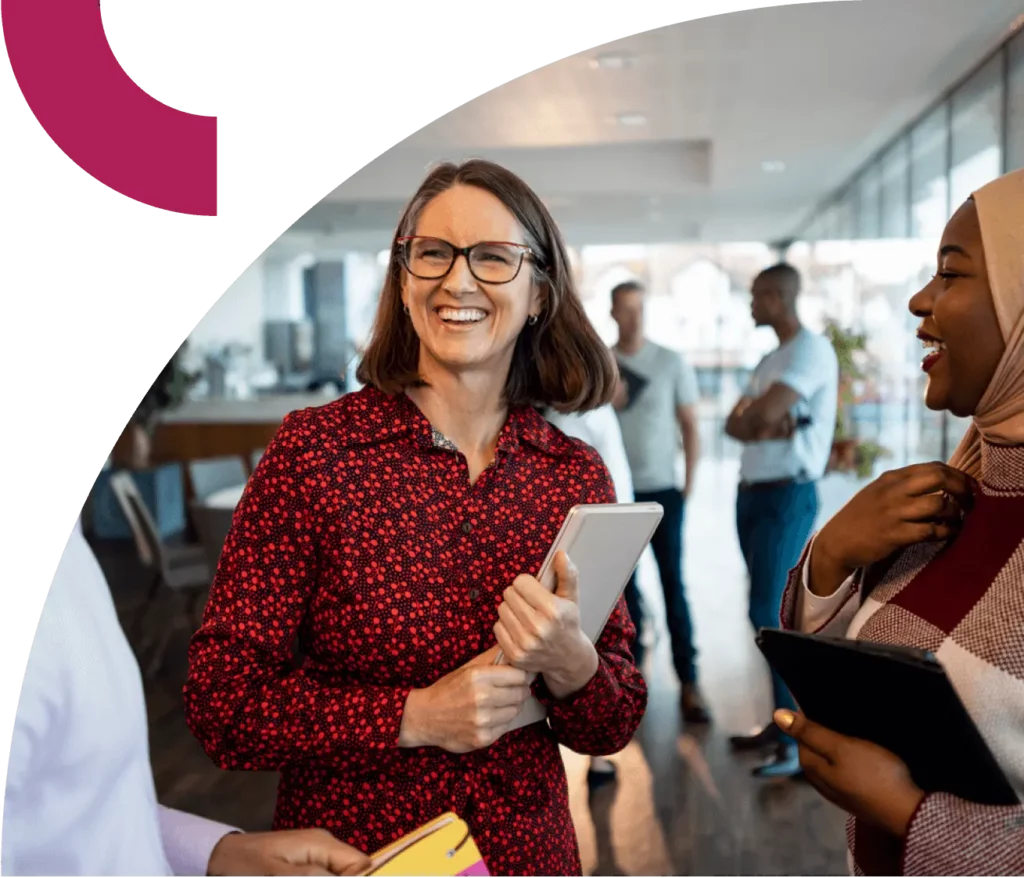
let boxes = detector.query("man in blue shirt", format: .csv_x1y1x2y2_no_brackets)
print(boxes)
725,263,838,778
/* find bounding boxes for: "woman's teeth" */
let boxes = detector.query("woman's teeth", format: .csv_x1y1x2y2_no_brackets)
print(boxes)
437,307,487,324
921,338,947,352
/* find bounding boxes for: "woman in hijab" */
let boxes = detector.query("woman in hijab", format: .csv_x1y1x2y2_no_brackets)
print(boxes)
775,167,1024,875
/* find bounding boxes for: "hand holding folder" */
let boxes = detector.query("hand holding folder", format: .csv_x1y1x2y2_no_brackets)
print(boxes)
757,628,1016,806
362,813,488,877
615,362,648,410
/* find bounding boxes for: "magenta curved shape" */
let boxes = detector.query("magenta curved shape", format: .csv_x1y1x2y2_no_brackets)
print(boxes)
3,0,217,216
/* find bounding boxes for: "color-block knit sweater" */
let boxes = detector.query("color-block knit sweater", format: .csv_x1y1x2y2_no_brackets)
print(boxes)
781,440,1024,875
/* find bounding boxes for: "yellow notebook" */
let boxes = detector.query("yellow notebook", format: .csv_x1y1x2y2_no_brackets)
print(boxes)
364,812,489,877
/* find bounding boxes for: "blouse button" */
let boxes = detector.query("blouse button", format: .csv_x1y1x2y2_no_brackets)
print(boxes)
469,587,481,600
461,521,473,534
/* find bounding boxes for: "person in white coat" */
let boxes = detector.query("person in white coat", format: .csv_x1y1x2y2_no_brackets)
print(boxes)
3,520,371,876
543,402,646,789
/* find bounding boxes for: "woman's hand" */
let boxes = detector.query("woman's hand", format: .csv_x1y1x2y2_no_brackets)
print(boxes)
776,709,925,838
810,462,974,596
493,552,598,700
398,647,531,753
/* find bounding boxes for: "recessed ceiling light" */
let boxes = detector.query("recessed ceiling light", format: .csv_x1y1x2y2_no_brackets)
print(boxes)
615,112,648,127
762,160,787,173
590,52,637,70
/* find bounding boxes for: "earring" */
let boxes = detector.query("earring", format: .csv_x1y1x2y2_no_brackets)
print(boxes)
528,314,539,326
403,304,410,316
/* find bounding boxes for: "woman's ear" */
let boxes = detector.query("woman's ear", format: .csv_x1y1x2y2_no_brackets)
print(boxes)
530,281,549,319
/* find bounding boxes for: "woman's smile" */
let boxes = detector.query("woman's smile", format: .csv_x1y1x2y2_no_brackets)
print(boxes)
917,329,947,373
434,305,490,328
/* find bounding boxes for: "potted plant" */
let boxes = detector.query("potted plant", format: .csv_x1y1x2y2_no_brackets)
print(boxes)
823,320,890,478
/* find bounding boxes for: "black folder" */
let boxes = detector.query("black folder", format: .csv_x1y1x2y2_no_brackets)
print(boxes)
616,361,649,409
756,628,1018,806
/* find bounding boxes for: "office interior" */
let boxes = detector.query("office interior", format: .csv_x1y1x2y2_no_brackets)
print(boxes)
84,2,1024,874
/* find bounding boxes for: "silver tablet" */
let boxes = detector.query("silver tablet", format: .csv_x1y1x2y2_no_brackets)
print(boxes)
503,501,663,732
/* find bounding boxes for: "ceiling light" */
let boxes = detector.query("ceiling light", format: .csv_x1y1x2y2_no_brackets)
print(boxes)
762,160,787,173
589,52,636,70
615,112,648,127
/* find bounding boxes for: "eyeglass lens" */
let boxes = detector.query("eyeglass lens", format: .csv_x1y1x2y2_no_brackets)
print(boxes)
403,237,525,283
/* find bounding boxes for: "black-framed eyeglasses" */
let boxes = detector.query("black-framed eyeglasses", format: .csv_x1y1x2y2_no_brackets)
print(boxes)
396,236,535,285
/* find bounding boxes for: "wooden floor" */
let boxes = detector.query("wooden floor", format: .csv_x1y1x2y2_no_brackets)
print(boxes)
94,460,856,875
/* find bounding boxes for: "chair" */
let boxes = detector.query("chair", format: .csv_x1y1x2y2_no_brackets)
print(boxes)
187,455,248,502
250,447,266,473
190,502,235,574
108,471,213,679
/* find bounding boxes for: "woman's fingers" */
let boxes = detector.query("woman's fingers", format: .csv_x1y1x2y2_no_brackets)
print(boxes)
470,662,529,689
902,491,964,523
497,600,530,644
902,463,974,504
488,702,528,726
900,520,960,544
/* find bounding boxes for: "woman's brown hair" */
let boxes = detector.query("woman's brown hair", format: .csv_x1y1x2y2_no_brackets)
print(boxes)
355,159,617,413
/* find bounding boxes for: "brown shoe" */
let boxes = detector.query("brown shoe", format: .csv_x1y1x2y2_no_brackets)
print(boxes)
681,683,711,724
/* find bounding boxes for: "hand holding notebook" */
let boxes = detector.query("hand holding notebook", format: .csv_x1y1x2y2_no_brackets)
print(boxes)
496,503,663,732
756,628,1016,806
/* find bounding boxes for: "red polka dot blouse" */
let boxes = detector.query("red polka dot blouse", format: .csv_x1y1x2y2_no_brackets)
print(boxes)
183,387,647,876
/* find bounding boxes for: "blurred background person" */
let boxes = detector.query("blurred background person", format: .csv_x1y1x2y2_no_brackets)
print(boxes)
610,280,707,724
183,160,646,877
777,167,1024,876
543,399,647,789
3,519,370,877
725,263,838,778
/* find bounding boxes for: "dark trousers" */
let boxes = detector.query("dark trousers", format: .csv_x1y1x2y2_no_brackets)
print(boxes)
634,488,697,684
736,480,819,727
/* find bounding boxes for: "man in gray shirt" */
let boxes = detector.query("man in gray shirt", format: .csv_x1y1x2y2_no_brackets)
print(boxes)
611,281,708,723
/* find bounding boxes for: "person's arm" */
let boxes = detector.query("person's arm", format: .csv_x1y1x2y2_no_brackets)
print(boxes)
731,335,833,442
778,537,862,637
184,409,412,770
674,353,701,496
900,794,1024,874
725,395,754,440
157,807,236,876
726,383,801,442
724,364,796,442
531,459,647,755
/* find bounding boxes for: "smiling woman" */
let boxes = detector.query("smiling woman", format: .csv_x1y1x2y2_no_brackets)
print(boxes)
776,168,1024,876
357,160,617,419
183,159,645,877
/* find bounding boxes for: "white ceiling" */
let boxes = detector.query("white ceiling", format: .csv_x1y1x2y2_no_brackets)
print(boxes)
277,0,1023,253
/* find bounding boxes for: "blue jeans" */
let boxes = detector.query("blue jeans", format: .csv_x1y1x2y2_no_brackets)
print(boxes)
736,481,819,727
634,488,697,684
